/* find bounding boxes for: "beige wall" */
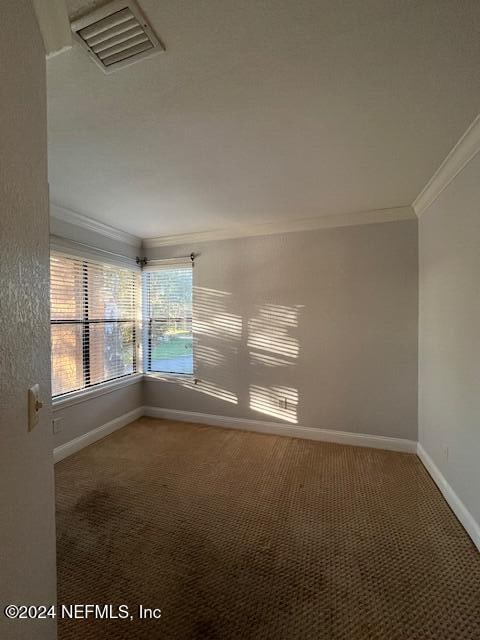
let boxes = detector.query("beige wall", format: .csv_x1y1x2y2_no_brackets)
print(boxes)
53,382,142,448
418,151,480,528
0,1,56,638
144,219,418,441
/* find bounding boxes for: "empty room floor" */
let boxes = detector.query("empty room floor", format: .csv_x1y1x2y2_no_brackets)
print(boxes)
55,418,480,640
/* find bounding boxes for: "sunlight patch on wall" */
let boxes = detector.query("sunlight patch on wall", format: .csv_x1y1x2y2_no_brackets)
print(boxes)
249,385,298,423
261,303,299,326
194,286,242,341
248,304,299,358
177,376,238,405
249,352,295,368
195,345,226,367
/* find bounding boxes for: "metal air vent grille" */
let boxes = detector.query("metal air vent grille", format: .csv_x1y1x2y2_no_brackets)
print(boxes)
71,0,165,73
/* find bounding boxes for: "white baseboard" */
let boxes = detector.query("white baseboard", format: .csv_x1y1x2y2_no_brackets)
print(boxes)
143,406,417,453
53,407,144,463
417,443,480,552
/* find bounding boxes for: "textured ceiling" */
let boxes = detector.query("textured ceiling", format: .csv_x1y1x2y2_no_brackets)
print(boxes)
47,0,480,238
66,0,109,20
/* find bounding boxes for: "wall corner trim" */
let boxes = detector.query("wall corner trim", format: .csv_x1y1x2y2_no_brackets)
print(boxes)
50,203,142,247
53,407,144,463
413,114,480,217
417,443,480,552
143,407,417,453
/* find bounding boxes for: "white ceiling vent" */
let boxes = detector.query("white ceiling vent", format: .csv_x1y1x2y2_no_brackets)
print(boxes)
71,0,165,73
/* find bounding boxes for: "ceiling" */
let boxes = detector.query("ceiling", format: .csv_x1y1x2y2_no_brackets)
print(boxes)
47,0,480,239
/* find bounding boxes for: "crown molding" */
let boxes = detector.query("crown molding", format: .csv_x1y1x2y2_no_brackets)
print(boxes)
50,204,141,247
413,114,480,217
50,203,415,251
142,206,415,248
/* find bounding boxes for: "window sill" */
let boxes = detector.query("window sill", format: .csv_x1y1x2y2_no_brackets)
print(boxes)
52,373,143,410
144,372,196,384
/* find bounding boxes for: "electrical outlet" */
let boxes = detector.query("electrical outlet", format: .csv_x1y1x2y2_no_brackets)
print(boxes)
53,417,63,434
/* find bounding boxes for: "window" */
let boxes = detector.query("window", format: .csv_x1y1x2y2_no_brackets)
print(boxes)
142,261,193,374
50,251,140,397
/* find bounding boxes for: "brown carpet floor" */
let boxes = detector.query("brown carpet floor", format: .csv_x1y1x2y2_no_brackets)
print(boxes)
56,417,480,640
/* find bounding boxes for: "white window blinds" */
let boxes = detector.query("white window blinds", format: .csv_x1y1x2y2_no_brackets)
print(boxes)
50,251,140,397
142,261,193,374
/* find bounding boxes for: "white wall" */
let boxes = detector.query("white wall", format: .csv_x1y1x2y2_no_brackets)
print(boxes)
0,1,56,638
418,150,480,534
144,219,419,441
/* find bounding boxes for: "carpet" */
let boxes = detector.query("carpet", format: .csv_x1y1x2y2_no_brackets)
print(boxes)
55,417,480,639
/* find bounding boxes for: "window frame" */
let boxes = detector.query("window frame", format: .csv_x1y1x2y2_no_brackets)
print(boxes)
50,249,141,401
142,261,194,377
